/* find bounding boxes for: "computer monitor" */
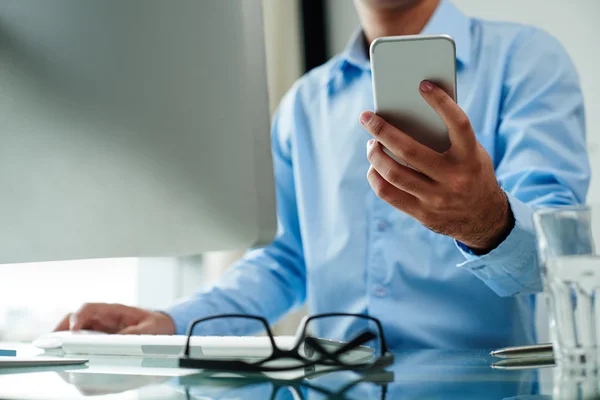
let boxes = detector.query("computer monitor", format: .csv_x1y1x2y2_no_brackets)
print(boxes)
0,1,277,264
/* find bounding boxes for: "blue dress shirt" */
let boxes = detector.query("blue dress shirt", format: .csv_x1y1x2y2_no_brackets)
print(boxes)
166,0,590,348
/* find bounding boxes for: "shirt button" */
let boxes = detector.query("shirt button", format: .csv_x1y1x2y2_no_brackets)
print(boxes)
376,220,389,232
374,286,387,297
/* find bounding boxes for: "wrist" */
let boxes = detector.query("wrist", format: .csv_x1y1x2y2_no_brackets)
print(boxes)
464,190,515,255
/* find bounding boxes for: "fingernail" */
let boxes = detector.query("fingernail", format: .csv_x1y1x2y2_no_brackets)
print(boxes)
360,111,374,126
420,81,434,92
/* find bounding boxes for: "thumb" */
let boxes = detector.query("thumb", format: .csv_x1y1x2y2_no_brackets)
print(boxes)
53,313,72,332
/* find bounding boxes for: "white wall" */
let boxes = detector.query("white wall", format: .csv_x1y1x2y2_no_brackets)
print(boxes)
263,0,304,113
0,259,138,340
326,0,600,201
326,0,361,58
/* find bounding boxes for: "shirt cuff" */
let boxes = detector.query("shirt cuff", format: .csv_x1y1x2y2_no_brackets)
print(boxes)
454,192,543,297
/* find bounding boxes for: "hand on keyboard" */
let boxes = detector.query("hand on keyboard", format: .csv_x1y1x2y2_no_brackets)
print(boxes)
54,303,176,335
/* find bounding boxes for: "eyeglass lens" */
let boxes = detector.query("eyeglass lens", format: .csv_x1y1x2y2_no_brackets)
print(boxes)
299,315,382,366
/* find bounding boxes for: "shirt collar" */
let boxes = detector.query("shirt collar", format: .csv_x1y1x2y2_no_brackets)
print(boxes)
341,0,472,72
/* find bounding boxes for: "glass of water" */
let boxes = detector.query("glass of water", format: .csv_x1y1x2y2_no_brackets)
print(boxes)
553,366,600,399
534,206,600,369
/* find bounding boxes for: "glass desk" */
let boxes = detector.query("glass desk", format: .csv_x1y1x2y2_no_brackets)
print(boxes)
0,345,592,399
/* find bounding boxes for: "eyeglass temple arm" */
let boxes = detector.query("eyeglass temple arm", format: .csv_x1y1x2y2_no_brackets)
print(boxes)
333,331,377,356
304,336,330,357
304,330,376,362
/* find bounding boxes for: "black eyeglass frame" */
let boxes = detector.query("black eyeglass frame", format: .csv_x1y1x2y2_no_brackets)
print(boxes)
179,313,394,373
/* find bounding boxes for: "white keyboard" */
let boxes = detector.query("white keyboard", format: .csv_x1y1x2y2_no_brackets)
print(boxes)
35,333,298,359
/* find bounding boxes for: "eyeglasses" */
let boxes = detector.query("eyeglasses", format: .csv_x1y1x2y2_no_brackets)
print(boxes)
179,313,394,373
181,368,393,400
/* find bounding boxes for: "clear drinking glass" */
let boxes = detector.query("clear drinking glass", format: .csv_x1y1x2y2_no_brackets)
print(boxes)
534,206,600,369
553,366,600,399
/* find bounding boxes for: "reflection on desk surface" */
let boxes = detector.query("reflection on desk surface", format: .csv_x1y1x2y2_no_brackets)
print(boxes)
0,348,567,399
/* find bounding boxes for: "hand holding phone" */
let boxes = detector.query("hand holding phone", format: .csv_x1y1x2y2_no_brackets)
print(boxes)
362,42,514,253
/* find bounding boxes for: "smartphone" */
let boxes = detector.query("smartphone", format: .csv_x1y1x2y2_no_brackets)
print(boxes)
370,35,457,159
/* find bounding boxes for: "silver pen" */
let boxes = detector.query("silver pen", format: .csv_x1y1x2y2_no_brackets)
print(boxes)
490,343,553,359
491,355,555,370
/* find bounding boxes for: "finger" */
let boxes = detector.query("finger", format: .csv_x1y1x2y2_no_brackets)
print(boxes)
53,314,72,332
118,320,154,335
87,319,124,334
360,111,446,179
367,166,420,215
70,304,101,331
367,140,433,198
71,304,121,332
419,81,476,159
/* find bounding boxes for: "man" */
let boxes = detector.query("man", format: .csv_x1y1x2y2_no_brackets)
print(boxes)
56,0,589,348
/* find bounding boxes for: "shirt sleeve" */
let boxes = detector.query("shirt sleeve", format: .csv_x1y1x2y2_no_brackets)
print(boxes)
163,96,307,335
456,28,590,297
